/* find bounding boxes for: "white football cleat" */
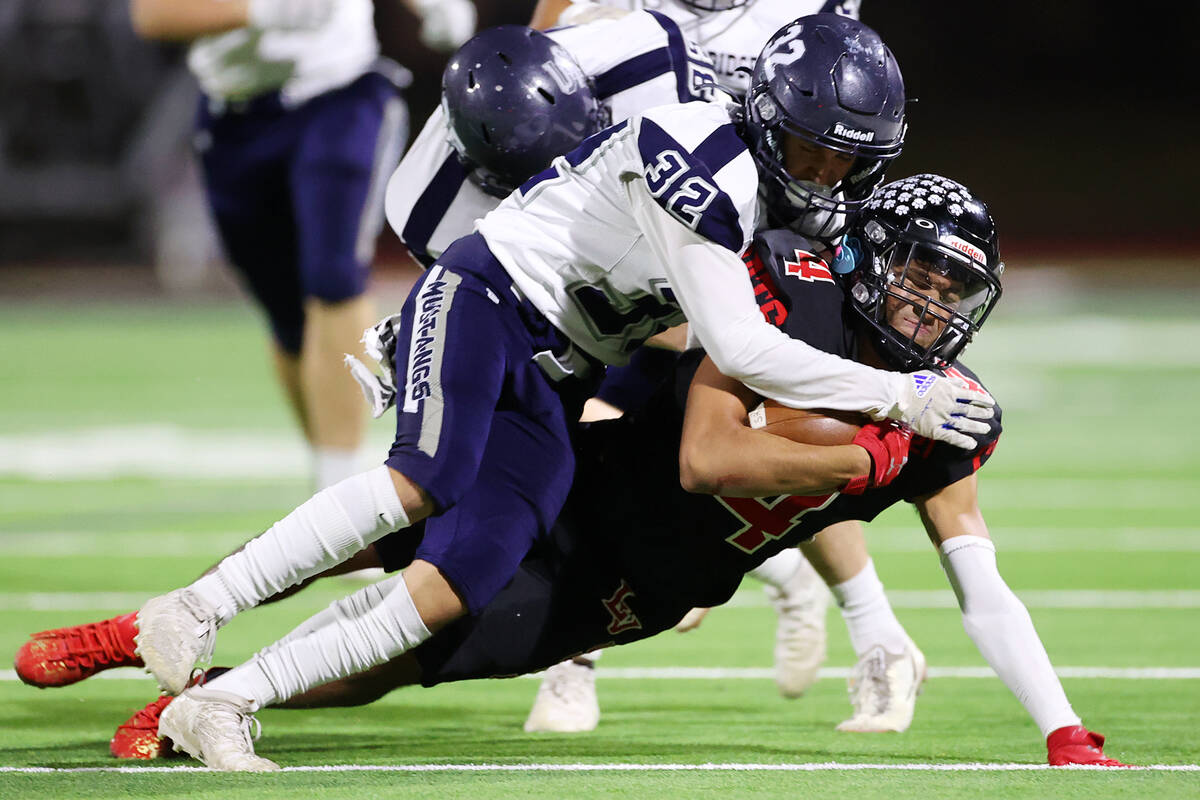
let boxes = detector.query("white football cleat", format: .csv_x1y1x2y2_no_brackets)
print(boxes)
135,589,219,695
765,557,831,698
836,638,927,733
523,660,600,733
158,686,280,772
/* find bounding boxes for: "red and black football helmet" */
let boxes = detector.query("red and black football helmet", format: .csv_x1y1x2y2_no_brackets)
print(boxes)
845,174,1004,371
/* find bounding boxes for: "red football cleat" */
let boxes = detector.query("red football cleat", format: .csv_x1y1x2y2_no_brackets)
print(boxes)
14,612,143,687
1047,725,1131,766
110,695,177,760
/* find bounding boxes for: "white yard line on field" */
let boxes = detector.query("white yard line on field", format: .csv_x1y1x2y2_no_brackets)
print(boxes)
5,589,1200,612
0,762,1196,773
4,666,1200,683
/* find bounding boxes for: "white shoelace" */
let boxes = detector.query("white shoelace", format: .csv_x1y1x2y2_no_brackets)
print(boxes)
197,698,262,756
178,590,219,670
848,648,892,716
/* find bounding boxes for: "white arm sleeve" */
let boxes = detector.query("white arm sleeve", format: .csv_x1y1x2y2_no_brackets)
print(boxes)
630,181,902,415
940,535,1081,737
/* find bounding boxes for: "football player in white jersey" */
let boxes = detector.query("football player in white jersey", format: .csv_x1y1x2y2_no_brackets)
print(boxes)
528,0,940,735
105,15,1001,770
381,12,725,732
11,12,727,749
127,0,473,492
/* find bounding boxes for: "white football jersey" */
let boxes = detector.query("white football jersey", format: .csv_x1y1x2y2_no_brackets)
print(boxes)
188,0,378,105
477,100,759,365
593,0,860,96
384,10,720,265
474,98,900,416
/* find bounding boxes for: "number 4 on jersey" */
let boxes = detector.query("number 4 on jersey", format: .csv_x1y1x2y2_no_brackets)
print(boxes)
718,493,837,554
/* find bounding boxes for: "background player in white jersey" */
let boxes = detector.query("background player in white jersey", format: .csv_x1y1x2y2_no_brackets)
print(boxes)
127,0,474,492
530,0,859,97
99,16,999,771
384,10,721,268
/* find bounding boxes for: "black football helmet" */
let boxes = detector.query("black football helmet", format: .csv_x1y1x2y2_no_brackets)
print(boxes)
844,174,1004,371
742,14,905,242
441,26,604,198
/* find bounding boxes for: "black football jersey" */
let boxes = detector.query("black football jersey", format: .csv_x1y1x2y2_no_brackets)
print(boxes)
567,229,1003,610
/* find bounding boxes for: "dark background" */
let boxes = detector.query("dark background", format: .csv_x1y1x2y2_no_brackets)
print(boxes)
1,1,1197,269
389,1,1200,255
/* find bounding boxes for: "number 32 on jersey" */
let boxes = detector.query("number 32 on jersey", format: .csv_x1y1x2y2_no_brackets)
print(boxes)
644,149,719,230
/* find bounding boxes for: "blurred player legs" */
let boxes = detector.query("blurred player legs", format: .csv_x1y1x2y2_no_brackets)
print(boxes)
271,294,378,490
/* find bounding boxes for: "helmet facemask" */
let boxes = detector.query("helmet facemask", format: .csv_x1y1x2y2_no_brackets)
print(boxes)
850,226,1002,371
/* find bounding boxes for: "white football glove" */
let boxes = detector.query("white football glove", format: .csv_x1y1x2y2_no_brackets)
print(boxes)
413,0,477,53
247,0,336,31
886,370,994,450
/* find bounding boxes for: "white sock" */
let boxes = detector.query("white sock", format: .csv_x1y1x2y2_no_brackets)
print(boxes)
749,548,804,589
190,466,407,625
207,572,431,707
829,558,909,657
313,447,365,491
940,535,1081,737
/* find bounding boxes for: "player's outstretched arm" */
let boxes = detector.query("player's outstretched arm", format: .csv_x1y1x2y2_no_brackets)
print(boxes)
678,355,870,497
629,183,992,450
918,478,1127,765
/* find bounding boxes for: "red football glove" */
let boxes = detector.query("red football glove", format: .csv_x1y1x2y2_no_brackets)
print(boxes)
843,420,913,495
1046,725,1131,766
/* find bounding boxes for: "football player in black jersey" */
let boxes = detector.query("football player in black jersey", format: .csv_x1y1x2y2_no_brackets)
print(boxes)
401,175,1120,765
28,175,1127,766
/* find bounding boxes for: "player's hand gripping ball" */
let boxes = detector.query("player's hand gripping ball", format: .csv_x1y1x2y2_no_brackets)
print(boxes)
749,401,911,494
843,420,913,494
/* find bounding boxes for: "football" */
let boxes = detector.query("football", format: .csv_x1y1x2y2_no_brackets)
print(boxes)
748,400,867,446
